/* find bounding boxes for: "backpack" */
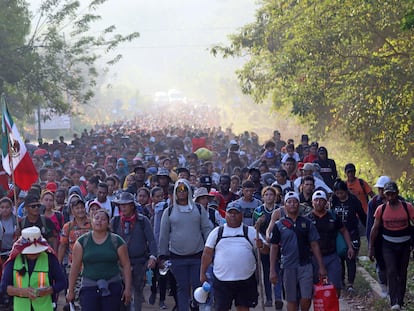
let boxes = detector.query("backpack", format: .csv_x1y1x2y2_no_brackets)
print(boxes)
167,203,202,216
358,178,368,202
208,208,218,227
380,201,412,238
54,211,64,230
282,181,295,196
22,215,50,238
214,224,256,261
111,213,145,235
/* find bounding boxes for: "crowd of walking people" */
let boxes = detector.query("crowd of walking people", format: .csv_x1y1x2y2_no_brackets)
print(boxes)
0,115,412,311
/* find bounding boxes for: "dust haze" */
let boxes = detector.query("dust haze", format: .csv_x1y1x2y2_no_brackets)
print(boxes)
28,0,305,140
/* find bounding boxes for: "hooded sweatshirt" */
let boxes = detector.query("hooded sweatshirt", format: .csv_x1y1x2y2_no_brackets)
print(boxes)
158,179,211,257
313,147,337,189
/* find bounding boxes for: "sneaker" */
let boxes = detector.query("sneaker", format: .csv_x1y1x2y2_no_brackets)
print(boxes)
380,284,388,298
149,292,156,305
264,300,272,307
275,300,284,310
391,304,401,310
159,301,168,309
347,285,355,293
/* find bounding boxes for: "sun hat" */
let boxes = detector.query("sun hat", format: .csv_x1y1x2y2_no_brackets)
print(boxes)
113,192,135,205
20,227,50,254
193,187,214,201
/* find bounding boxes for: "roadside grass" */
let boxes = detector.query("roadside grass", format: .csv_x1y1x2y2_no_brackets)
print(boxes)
358,238,414,310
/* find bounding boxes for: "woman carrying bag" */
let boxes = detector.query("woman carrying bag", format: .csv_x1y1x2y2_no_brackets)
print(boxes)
66,209,132,310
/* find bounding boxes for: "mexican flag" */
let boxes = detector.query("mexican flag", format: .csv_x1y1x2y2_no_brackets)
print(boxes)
1,95,38,190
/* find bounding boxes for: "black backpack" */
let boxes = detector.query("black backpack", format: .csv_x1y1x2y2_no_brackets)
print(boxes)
214,224,256,261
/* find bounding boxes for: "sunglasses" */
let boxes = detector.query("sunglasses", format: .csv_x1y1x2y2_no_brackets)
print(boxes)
176,185,188,193
29,204,41,209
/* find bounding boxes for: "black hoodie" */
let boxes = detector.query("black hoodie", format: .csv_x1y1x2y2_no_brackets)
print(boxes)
313,146,337,189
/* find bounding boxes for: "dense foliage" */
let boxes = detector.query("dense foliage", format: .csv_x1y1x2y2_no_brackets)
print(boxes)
212,0,414,182
0,0,139,116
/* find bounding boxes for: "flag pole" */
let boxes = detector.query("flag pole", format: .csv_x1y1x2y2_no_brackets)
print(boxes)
1,94,20,230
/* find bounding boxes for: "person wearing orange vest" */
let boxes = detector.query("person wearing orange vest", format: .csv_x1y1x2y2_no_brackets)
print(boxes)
1,226,66,310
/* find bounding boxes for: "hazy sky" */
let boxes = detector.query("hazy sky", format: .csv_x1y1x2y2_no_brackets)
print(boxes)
29,0,257,101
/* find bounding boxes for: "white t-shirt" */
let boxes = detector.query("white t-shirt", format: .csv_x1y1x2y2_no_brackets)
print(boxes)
89,198,119,217
281,152,300,163
205,224,256,281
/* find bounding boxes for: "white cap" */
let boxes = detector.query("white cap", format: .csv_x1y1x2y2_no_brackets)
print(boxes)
374,176,391,188
284,191,299,203
312,190,327,201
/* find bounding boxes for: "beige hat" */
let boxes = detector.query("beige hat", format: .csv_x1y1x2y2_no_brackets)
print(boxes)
193,187,214,201
21,227,49,254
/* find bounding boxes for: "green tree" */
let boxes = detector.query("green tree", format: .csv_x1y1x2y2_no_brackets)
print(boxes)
0,0,139,116
0,0,31,91
213,0,414,181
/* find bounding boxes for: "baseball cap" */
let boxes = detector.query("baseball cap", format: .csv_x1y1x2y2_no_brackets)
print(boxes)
284,191,299,203
226,202,242,213
302,163,314,171
374,176,391,188
45,182,57,193
312,190,327,201
383,181,398,194
199,175,212,186
208,201,219,209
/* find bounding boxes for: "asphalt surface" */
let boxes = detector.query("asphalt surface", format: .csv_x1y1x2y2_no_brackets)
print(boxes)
1,270,377,311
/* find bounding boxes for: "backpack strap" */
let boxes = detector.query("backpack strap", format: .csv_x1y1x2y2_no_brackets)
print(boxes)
82,231,92,249
54,211,64,229
168,204,202,216
208,208,217,227
359,178,368,198
112,216,121,234
40,215,48,234
215,225,225,246
110,233,119,251
214,224,254,248
110,201,118,218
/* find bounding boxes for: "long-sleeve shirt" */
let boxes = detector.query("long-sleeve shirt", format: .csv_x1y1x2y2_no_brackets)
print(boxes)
1,252,67,295
158,204,211,257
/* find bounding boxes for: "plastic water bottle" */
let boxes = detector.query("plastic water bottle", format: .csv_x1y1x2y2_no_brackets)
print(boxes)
146,269,153,285
194,281,211,304
159,260,172,276
202,281,211,292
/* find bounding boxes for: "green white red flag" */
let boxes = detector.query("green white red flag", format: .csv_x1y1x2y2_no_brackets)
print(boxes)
1,95,38,190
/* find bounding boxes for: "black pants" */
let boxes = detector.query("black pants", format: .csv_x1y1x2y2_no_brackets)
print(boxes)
382,239,411,306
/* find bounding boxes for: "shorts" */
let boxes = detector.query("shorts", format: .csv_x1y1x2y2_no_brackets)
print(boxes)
312,253,342,289
283,263,313,302
213,273,258,310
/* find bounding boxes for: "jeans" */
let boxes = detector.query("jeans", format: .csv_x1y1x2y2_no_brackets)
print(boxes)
170,257,201,311
127,262,146,311
80,281,123,311
261,253,282,302
199,264,214,311
382,239,411,306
